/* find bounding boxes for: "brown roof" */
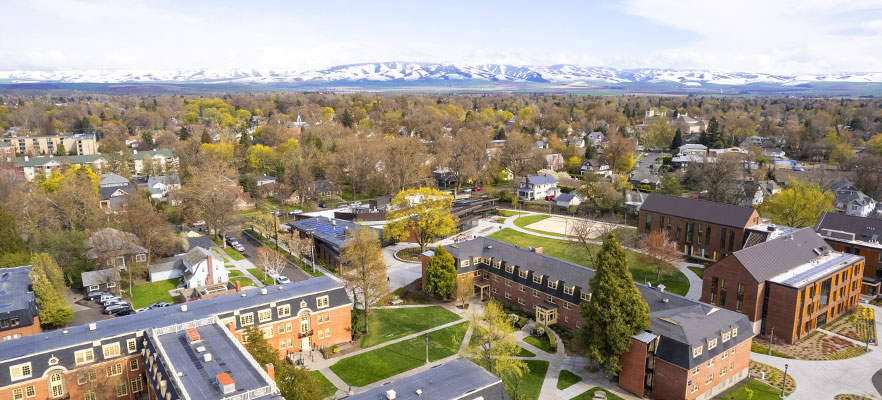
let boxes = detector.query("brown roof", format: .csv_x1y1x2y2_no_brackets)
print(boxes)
640,194,758,228
731,227,840,283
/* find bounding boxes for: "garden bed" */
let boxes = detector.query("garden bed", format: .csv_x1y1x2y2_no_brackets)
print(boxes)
826,308,876,346
394,247,424,263
752,330,868,360
749,361,795,394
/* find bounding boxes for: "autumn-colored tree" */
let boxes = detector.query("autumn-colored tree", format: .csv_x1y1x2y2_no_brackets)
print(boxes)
340,228,388,333
603,132,636,174
762,179,834,227
463,300,529,396
120,195,180,293
383,188,458,252
639,231,683,280
180,163,241,240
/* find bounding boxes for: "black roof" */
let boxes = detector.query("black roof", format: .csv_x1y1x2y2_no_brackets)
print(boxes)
639,193,758,227
815,212,882,246
0,266,38,331
344,358,508,400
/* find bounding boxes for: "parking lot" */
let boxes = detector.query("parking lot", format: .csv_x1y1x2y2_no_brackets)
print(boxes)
233,232,313,282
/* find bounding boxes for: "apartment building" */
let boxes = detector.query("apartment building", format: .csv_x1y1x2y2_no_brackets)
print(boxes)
421,237,753,400
0,277,350,400
701,228,864,343
638,194,762,261
0,133,98,156
815,212,882,298
0,267,41,342
13,149,178,181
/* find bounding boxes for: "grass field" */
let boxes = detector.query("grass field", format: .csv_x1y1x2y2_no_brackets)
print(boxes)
230,277,255,288
246,268,276,286
499,210,527,217
517,345,537,357
515,360,549,400
571,387,625,400
487,228,690,296
751,343,794,359
129,279,178,309
687,266,704,278
223,246,245,261
557,369,582,390
330,322,468,386
524,335,555,353
360,306,462,348
228,269,243,277
513,214,552,229
310,370,338,398
714,379,782,400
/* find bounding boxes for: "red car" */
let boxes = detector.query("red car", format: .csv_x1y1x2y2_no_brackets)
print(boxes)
474,187,482,191
545,195,555,201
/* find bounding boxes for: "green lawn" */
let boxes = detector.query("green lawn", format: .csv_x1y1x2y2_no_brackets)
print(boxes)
223,246,245,261
129,279,178,309
487,228,690,296
714,379,782,400
511,214,576,238
499,210,527,217
247,268,276,286
557,369,582,390
228,269,243,277
230,277,255,288
687,266,704,278
330,322,468,386
571,387,625,400
524,335,555,353
212,248,231,263
513,359,549,400
517,345,536,357
309,370,338,399
341,189,372,202
751,343,794,359
360,306,462,348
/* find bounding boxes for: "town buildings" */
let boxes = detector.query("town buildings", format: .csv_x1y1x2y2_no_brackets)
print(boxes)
0,276,350,400
638,194,762,261
98,173,135,213
421,237,753,400
0,266,41,342
516,174,559,201
288,216,361,273
815,212,882,298
13,149,178,181
700,228,864,343
0,133,98,156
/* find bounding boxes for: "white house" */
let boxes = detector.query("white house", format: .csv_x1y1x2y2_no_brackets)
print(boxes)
517,175,559,201
555,193,583,208
831,179,877,217
580,159,612,177
148,247,227,288
147,174,181,203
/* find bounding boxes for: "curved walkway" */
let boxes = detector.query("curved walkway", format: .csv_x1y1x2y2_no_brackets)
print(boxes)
751,303,882,399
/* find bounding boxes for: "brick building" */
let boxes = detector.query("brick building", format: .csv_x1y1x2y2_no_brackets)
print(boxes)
0,266,41,342
815,211,882,299
638,194,762,261
0,277,350,400
422,237,753,399
701,228,864,343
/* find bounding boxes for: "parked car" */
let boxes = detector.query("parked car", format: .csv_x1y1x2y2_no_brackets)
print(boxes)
544,195,555,201
115,309,137,316
98,294,120,304
318,202,327,208
462,188,472,193
135,308,149,313
103,304,130,315
234,243,246,253
86,290,109,300
276,276,290,284
148,302,170,309
226,237,239,246
474,187,482,191
288,210,302,216
102,299,124,308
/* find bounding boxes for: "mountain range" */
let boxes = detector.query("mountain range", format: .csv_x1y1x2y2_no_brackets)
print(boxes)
3,62,882,94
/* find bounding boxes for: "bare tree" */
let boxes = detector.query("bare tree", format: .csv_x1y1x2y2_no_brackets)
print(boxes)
683,152,743,204
180,163,241,240
639,230,683,277
381,136,428,192
255,247,288,281
340,227,388,333
568,217,620,266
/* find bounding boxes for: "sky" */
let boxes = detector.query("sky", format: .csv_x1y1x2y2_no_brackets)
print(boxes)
2,0,881,75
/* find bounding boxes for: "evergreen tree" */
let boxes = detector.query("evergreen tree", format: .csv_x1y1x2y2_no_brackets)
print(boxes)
340,108,355,128
424,247,457,298
577,234,650,376
494,126,507,140
0,205,25,257
200,131,211,144
29,253,73,328
72,117,92,134
141,131,154,148
54,143,66,156
706,117,722,148
670,128,683,150
178,126,190,141
584,144,598,160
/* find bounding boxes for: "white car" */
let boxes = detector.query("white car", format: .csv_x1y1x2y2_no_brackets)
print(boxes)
266,270,279,279
276,276,290,284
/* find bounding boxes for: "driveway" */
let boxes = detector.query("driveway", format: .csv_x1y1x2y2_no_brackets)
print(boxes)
232,232,313,282
382,243,424,291
633,151,661,176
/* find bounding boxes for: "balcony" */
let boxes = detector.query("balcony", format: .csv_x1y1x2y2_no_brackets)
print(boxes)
298,330,313,338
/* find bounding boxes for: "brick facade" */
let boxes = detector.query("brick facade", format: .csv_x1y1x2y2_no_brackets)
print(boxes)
0,316,41,342
0,356,148,400
618,338,648,397
638,209,760,261
227,303,351,356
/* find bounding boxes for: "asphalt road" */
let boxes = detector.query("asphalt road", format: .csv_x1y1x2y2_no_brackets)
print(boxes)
233,232,313,282
633,151,662,176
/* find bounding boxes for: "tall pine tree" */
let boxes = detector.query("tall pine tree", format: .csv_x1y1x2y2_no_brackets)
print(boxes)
0,205,25,256
670,128,683,150
577,234,650,376
29,253,73,328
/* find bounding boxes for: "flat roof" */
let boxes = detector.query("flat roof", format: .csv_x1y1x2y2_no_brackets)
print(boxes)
345,358,506,400
770,252,861,287
0,266,34,311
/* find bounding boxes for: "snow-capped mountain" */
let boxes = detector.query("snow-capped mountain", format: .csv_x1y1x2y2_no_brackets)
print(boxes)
2,62,882,86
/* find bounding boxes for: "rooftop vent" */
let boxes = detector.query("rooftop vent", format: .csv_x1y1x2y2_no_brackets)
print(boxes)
241,293,247,297
89,323,96,331
181,305,188,312
767,226,776,232
260,288,267,295
217,373,235,395
486,245,492,249
62,330,68,335
386,390,397,400
203,353,212,362
415,389,423,396
662,298,669,303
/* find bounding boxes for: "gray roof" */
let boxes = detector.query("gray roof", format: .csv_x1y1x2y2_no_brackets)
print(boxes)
314,179,338,193
555,193,582,203
186,234,215,252
183,246,213,270
0,276,348,362
289,217,357,249
81,268,119,287
815,212,882,246
630,171,661,184
99,172,130,187
731,227,861,285
0,266,37,324
345,358,508,400
525,174,557,185
14,154,104,167
639,193,757,227
146,174,180,195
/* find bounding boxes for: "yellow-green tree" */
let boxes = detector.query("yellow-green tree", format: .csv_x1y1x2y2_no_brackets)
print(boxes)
463,300,529,396
30,253,74,329
867,134,882,156
829,142,855,165
41,165,99,194
382,188,457,252
247,144,279,174
762,179,834,227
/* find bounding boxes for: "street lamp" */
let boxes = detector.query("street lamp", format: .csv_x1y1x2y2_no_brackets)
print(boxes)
779,363,789,398
768,326,774,356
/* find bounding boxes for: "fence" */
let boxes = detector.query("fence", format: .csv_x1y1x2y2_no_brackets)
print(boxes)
152,315,217,336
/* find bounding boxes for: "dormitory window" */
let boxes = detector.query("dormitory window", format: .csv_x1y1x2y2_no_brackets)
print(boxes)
130,359,138,371
116,381,127,397
533,289,540,298
316,296,329,309
505,280,512,287
494,261,502,269
85,390,97,400
705,375,713,385
645,214,652,233
676,221,682,240
519,270,528,279
258,309,272,322
722,331,731,342
107,363,122,376
548,280,558,289
278,305,291,317
707,338,717,350
262,327,274,338
505,293,512,300
692,365,701,375
692,345,703,358
518,297,525,305
719,278,727,307
564,286,574,295
736,283,745,312
126,338,137,353
581,292,590,301
691,383,699,394
710,277,718,304
564,302,572,310
705,226,711,245
103,343,121,358
685,223,694,244
75,349,95,365
697,224,704,245
519,284,525,292
132,377,143,393
240,313,255,327
732,327,738,337
461,260,470,267
533,275,542,284
506,265,514,273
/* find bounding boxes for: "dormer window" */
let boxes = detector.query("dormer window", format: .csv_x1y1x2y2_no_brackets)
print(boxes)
721,331,731,342
548,280,558,289
518,270,528,279
494,261,502,269
692,345,703,358
707,338,718,350
461,260,470,268
533,275,543,284
505,265,514,274
564,286,575,296
732,327,738,337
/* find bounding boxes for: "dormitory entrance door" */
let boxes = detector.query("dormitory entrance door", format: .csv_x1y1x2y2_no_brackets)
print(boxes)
301,336,311,351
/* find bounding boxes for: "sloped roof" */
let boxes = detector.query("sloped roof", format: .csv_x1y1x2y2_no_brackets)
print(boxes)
525,174,557,185
81,268,119,287
86,228,146,259
345,358,507,400
288,217,358,250
0,266,36,312
815,212,882,246
639,194,757,227
99,172,129,187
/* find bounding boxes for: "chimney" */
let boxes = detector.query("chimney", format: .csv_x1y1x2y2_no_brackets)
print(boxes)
181,304,188,312
533,246,543,254
89,323,96,331
265,363,275,380
206,252,214,286
227,323,236,336
235,280,242,292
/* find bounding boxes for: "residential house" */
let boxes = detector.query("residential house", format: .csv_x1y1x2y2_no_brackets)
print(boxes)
815,212,882,298
544,153,564,171
84,228,148,291
625,190,649,214
314,179,340,199
638,194,762,260
433,167,458,189
517,174,559,201
701,228,864,343
629,171,662,190
830,178,877,217
257,181,284,198
98,173,135,212
0,144,14,163
233,189,255,211
421,237,753,400
346,358,508,400
498,167,514,182
670,113,708,134
129,149,178,175
554,193,583,208
0,277,350,400
13,149,178,181
0,133,98,156
146,174,181,203
255,174,276,186
148,247,227,288
586,131,604,148
0,266,41,342
738,180,780,207
80,268,122,293
580,158,612,177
